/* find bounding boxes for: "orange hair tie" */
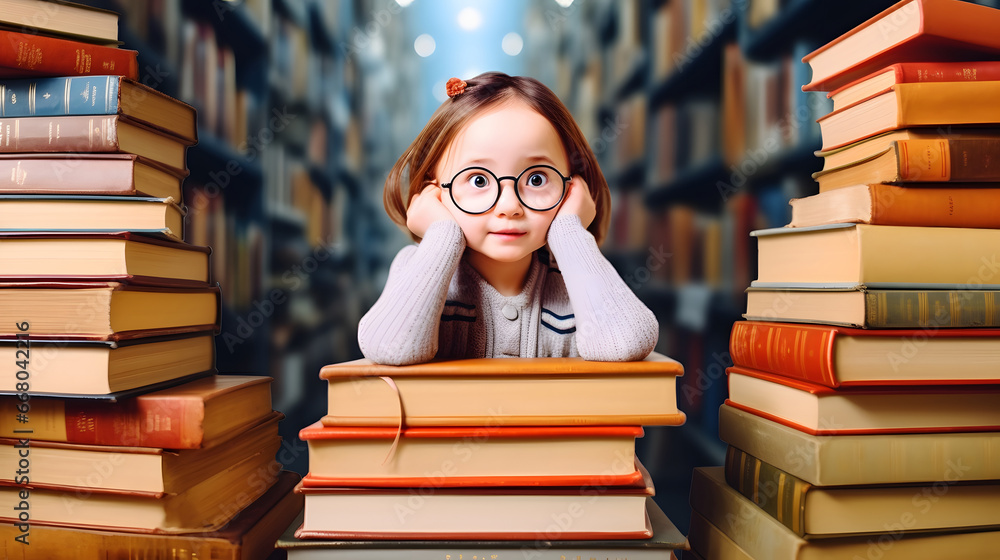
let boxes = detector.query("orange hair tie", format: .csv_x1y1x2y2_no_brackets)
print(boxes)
446,77,467,98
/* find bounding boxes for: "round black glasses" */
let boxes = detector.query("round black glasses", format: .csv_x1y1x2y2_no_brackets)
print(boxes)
440,164,570,215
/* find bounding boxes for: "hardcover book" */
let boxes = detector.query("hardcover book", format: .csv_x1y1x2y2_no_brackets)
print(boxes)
276,498,685,560
0,154,186,201
0,414,280,494
0,195,185,241
301,423,643,485
0,281,220,340
295,463,656,540
724,446,1000,537
0,374,273,446
726,366,1000,435
718,403,1000,486
0,332,216,395
0,28,137,79
729,320,1000,385
787,184,1000,228
319,354,685,427
802,0,1000,91
0,470,301,560
0,0,120,45
751,223,1000,289
815,128,1000,171
0,75,197,143
689,467,1000,559
817,81,1000,150
828,60,1000,110
0,232,209,286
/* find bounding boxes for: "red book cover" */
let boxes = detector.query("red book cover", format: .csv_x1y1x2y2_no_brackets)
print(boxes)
0,29,138,79
729,320,1000,387
802,0,1000,91
828,60,1000,99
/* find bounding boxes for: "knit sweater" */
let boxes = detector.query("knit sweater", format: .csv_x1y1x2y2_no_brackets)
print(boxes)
358,215,659,365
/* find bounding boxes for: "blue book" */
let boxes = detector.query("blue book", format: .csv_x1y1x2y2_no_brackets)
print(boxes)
0,75,196,143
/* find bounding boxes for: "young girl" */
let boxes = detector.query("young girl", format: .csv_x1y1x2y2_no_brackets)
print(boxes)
358,72,658,365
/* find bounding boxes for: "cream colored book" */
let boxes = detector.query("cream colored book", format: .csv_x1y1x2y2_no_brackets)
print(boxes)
0,414,279,493
718,404,1000,485
751,223,1000,289
320,353,685,427
690,467,1000,559
0,196,185,241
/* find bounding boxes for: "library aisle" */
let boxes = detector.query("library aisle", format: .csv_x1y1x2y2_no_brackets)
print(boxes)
72,0,1000,538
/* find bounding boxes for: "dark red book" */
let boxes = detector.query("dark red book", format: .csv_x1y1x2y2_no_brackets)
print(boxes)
729,320,1000,387
0,28,138,79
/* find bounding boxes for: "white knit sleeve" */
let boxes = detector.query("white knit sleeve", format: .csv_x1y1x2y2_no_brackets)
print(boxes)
545,215,659,361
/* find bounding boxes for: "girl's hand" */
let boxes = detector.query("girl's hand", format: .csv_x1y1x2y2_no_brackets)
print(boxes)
406,183,456,239
555,175,596,229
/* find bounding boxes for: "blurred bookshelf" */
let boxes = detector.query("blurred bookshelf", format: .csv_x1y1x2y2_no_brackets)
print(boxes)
74,0,409,476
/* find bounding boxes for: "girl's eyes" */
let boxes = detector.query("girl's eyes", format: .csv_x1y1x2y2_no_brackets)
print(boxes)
468,174,491,188
525,172,548,188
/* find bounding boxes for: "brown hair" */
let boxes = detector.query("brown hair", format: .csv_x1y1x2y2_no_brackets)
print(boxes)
384,71,611,244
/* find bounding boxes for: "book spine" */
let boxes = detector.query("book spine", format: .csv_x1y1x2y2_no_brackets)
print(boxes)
0,396,203,448
0,157,135,194
729,321,839,387
866,185,1000,228
898,61,1000,83
895,138,1000,181
0,522,236,559
0,31,138,80
0,115,121,152
866,290,1000,328
724,446,810,537
0,76,120,117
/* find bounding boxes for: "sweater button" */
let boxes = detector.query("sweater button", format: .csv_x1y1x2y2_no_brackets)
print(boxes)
502,304,518,321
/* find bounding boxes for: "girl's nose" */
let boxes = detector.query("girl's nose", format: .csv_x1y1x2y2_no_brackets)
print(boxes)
493,179,523,217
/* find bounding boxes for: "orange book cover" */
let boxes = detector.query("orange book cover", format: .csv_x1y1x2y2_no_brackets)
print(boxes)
827,60,1000,109
729,320,1000,387
802,0,1000,92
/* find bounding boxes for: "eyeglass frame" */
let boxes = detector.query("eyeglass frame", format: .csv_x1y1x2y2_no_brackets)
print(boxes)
439,164,571,215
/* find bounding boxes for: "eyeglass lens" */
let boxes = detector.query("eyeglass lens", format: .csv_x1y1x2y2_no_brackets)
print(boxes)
450,165,565,213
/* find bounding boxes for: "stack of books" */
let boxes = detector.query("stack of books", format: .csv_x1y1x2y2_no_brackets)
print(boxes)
685,0,1000,558
0,1,300,557
278,355,690,559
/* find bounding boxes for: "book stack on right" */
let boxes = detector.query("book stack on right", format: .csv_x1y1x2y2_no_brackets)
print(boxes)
686,0,1000,559
0,1,300,557
278,355,690,559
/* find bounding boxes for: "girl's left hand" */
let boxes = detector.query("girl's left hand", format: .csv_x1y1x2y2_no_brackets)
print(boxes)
555,175,596,229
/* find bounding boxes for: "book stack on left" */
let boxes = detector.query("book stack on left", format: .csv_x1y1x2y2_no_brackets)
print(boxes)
685,1,1000,559
277,355,690,559
0,1,301,557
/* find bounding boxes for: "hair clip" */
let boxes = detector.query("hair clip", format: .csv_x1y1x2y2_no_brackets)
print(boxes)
446,77,467,98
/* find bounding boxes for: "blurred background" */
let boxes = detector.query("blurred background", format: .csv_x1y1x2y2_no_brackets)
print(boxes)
74,0,998,534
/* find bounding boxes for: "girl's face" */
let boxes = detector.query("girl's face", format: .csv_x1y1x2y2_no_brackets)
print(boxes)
434,100,569,267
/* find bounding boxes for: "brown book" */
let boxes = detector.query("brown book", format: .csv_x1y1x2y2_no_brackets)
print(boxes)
724,446,1000,537
816,128,1000,171
319,353,685,428
788,184,1000,228
0,154,186,201
0,115,191,171
0,28,137,79
0,332,216,395
0,0,119,45
0,413,280,494
0,281,220,340
718,403,1000,486
0,374,273,445
802,0,1000,92
0,232,209,286
829,61,1000,111
0,195,184,241
0,452,280,534
0,470,301,559
817,81,1000,150
813,138,1000,190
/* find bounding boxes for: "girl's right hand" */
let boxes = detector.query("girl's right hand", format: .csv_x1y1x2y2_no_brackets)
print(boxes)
406,183,456,239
